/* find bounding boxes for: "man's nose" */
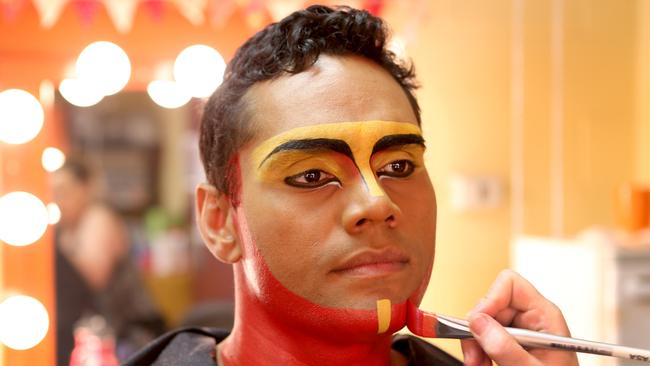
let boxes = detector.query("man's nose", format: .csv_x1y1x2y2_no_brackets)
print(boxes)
341,182,402,234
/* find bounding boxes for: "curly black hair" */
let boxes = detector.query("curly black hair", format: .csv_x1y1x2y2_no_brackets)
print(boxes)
199,4,421,198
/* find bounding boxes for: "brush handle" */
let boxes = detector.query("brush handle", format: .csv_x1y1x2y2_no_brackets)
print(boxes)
437,314,650,362
508,326,650,362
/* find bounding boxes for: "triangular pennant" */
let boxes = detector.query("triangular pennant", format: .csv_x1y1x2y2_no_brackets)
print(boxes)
1,0,26,22
362,0,384,16
32,0,69,28
208,0,236,28
74,0,101,27
172,0,207,25
103,0,139,33
142,0,164,22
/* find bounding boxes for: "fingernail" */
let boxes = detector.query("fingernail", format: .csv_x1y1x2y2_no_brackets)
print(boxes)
469,313,489,337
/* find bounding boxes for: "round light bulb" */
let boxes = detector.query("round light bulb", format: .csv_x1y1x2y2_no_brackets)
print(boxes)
41,147,66,172
0,192,49,246
147,80,192,109
0,295,49,350
46,203,61,225
59,78,104,107
0,89,44,144
174,45,226,98
76,41,131,96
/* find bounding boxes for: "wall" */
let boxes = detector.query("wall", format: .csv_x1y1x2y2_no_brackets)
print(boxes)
638,1,650,184
383,0,640,358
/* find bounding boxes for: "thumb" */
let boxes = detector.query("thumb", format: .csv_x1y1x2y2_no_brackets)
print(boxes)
468,313,537,366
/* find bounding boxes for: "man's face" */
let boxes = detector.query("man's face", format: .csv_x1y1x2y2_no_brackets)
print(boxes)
234,55,436,310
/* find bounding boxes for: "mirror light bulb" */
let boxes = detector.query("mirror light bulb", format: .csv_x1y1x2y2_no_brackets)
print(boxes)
0,192,49,246
174,45,226,98
0,295,49,350
0,89,44,144
76,41,131,96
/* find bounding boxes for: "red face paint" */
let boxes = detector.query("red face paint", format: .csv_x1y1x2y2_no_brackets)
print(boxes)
218,121,436,365
218,206,426,366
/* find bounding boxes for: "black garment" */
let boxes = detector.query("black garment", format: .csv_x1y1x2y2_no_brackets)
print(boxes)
56,243,96,366
55,242,166,365
123,327,463,366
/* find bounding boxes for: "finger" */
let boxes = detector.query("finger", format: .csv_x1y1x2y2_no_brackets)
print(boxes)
460,339,491,366
472,270,550,319
468,313,538,366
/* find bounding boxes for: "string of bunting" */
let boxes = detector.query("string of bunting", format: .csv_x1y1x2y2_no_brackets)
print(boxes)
0,0,387,33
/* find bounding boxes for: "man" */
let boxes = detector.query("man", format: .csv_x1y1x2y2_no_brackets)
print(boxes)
126,5,579,365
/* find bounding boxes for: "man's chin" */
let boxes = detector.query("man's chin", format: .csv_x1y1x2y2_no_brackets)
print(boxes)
322,290,412,310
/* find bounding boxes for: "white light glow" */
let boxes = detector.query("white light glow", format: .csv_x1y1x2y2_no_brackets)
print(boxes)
76,41,131,96
174,45,226,98
59,78,105,107
388,36,407,60
0,89,44,144
46,203,61,225
41,147,66,172
0,192,49,246
147,80,192,109
0,295,49,350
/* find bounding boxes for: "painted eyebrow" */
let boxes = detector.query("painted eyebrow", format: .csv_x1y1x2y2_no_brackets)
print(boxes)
371,134,426,155
259,138,354,168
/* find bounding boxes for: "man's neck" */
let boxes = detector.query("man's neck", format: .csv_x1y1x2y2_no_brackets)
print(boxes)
218,264,406,366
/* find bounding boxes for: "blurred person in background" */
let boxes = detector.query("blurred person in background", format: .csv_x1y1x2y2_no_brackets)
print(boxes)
51,157,166,365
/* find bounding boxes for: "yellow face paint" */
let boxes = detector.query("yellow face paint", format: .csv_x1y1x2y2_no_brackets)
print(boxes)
251,120,424,196
376,298,392,334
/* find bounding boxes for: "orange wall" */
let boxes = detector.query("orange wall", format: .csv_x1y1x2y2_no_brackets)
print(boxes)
1,103,57,366
0,4,256,365
638,1,650,184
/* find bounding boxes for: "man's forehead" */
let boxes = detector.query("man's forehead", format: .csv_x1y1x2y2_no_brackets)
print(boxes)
242,55,418,142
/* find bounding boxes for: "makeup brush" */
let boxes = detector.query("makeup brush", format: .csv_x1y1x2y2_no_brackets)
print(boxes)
406,302,650,363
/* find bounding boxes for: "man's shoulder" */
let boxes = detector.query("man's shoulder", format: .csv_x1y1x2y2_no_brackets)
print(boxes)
122,328,463,366
122,327,228,366
392,334,463,366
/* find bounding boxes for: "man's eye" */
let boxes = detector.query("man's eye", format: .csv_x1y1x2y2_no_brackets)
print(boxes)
284,169,339,188
377,160,415,178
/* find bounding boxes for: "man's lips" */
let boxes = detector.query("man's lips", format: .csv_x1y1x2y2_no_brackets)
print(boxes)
331,247,410,277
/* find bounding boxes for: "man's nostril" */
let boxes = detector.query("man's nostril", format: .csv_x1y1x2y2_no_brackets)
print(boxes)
355,218,367,226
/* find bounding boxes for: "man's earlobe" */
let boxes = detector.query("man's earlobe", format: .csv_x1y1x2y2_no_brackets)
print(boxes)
195,183,242,264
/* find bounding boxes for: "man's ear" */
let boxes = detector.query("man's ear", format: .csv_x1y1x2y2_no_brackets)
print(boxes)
196,183,242,263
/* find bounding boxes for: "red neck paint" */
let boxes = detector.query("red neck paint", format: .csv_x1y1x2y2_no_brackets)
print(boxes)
218,206,412,366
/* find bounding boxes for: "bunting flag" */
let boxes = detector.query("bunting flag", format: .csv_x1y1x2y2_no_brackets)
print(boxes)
31,0,68,28
171,0,207,26
11,0,393,31
73,0,101,26
103,0,139,33
208,0,236,28
142,0,164,22
1,0,26,22
362,0,384,16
